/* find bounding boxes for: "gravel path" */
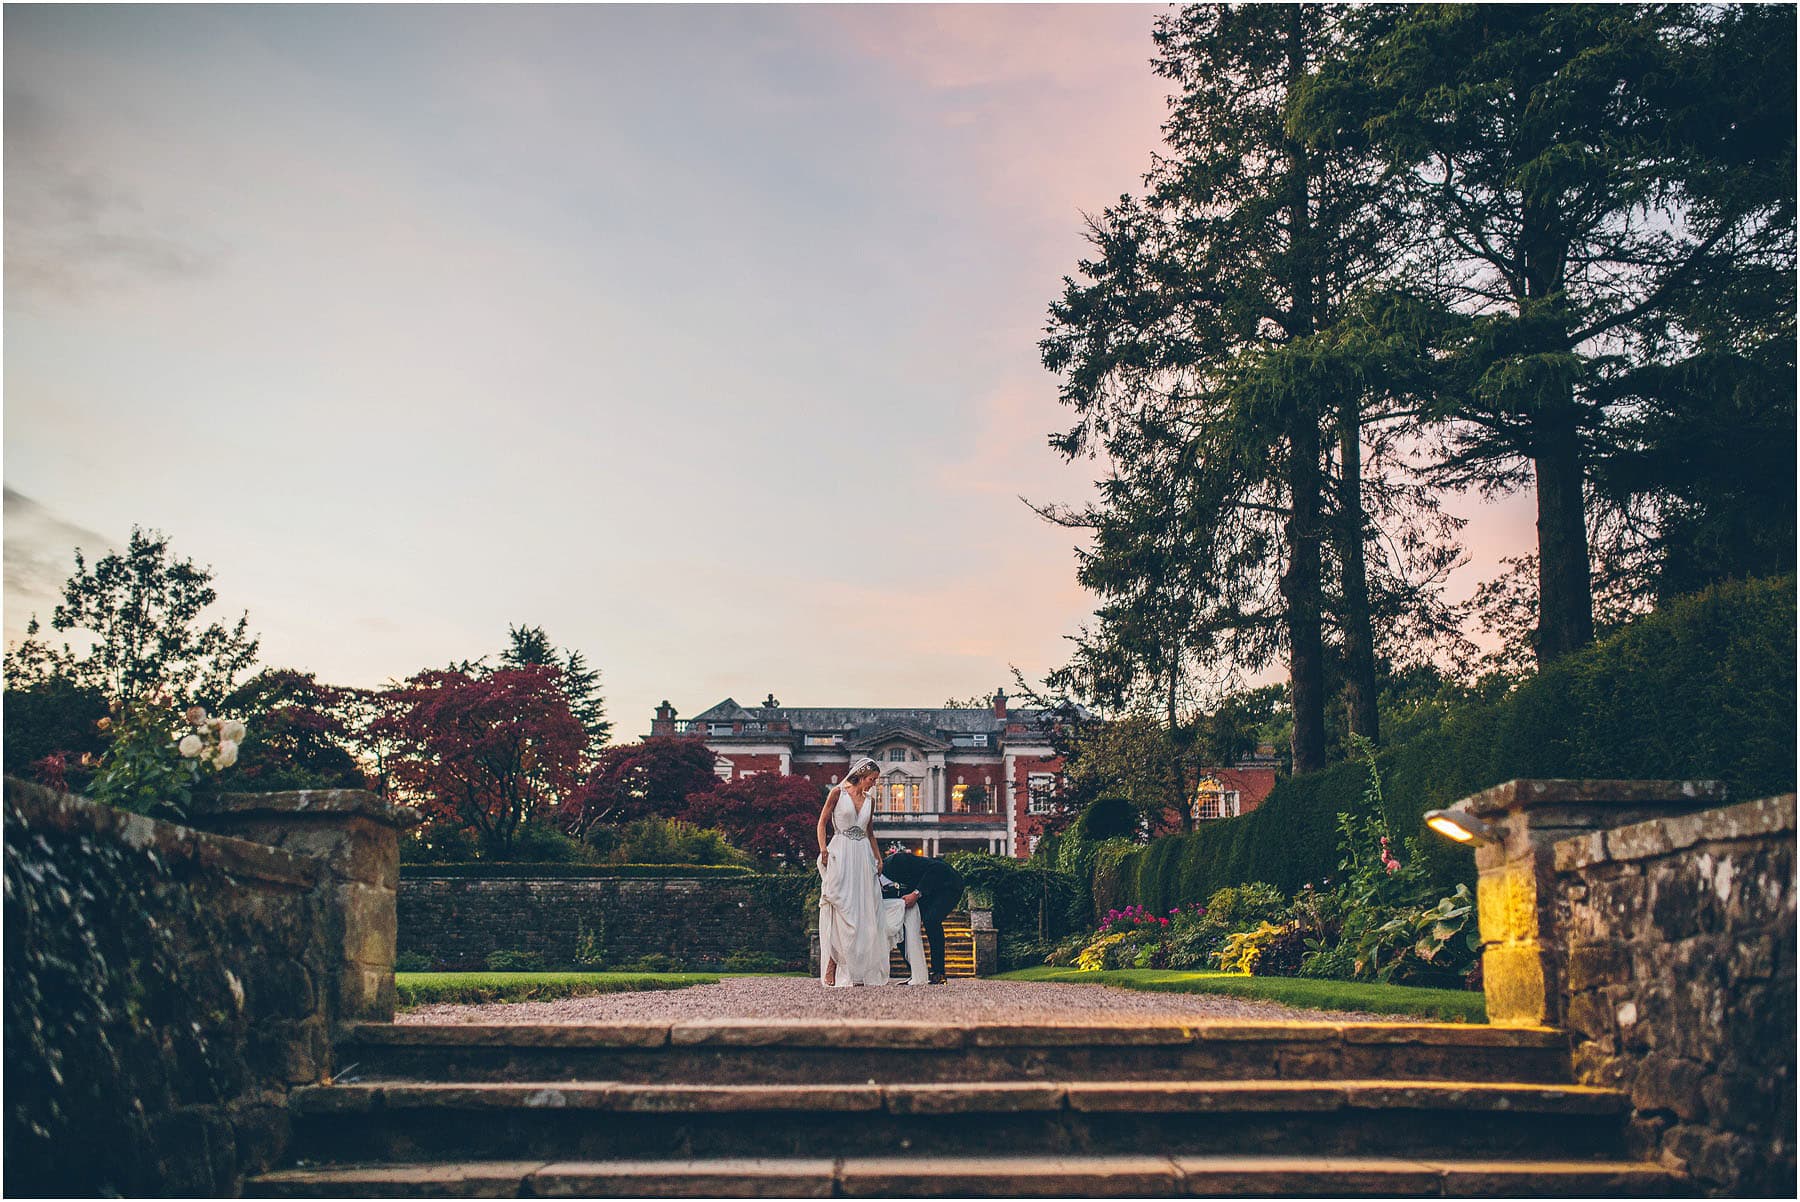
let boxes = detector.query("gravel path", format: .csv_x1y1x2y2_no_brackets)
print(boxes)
399,976,1387,1025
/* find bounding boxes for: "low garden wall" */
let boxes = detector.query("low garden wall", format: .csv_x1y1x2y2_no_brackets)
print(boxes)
398,868,815,970
4,779,333,1196
1553,793,1796,1196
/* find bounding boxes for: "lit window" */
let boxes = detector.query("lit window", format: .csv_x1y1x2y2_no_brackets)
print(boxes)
804,735,839,747
909,783,921,812
1193,777,1236,821
888,781,907,812
950,783,968,811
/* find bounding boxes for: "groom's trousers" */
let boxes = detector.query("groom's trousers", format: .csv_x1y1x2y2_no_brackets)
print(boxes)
919,894,955,978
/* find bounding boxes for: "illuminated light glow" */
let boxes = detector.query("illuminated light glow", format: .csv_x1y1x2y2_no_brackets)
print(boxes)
1427,814,1477,842
1423,809,1499,845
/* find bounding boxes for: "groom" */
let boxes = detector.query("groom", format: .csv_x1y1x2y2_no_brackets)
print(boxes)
880,845,965,985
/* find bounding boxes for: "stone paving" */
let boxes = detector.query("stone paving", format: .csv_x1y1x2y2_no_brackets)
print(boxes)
399,975,1388,1025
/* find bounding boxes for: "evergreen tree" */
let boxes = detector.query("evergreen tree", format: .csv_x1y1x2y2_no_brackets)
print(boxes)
499,623,612,751
1300,3,1796,664
1042,5,1421,771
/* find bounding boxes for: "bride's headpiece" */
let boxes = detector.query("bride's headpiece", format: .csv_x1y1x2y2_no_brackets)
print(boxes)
847,756,879,781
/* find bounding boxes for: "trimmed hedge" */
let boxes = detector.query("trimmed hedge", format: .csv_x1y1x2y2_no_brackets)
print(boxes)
400,862,758,879
1118,575,1797,913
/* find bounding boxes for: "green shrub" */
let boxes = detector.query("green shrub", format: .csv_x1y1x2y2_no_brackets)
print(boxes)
1202,882,1288,929
1217,921,1289,975
400,822,478,863
621,952,682,973
721,951,784,973
484,950,548,972
1089,839,1143,917
394,951,431,972
1102,575,1797,909
510,821,604,864
609,817,748,867
1078,797,1139,841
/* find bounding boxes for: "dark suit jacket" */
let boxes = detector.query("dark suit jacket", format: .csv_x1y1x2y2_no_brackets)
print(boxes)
880,852,964,913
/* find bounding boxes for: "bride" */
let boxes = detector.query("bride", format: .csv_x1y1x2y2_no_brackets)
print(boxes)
816,757,903,987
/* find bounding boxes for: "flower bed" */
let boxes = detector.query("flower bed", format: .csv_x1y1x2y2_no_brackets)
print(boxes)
1041,739,1481,991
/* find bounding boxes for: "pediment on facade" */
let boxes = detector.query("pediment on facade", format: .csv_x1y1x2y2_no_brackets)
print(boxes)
692,697,757,722
844,726,951,752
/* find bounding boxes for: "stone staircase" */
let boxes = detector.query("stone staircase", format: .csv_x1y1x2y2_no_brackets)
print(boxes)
247,1018,1685,1196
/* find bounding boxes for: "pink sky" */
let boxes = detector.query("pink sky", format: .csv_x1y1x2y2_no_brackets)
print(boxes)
4,5,1537,734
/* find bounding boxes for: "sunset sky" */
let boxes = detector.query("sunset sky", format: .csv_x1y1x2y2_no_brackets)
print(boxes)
4,4,1536,736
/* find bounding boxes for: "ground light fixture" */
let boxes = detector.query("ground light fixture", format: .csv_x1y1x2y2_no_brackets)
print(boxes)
1423,808,1500,845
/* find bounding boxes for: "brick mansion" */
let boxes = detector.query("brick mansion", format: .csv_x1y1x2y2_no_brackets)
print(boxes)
651,690,1281,860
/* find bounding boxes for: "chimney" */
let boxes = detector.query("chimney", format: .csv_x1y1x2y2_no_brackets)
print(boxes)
652,701,677,737
992,688,1008,719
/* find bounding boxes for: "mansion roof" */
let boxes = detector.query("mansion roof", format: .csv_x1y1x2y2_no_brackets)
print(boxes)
672,697,1081,748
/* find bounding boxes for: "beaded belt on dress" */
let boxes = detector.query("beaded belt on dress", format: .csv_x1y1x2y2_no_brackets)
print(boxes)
840,826,866,840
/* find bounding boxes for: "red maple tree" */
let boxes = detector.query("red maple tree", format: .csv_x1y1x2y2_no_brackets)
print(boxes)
680,773,826,868
560,736,721,837
373,665,585,857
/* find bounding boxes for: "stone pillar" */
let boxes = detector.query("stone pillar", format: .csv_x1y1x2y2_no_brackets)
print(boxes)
1460,779,1726,1027
969,903,998,976
188,790,416,1027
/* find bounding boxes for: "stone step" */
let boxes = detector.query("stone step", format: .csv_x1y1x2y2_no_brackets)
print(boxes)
246,1155,1686,1198
283,1079,1631,1165
337,1020,1573,1086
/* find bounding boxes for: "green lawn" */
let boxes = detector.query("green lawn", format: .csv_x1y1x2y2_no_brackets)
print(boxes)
396,971,722,1007
999,967,1487,1023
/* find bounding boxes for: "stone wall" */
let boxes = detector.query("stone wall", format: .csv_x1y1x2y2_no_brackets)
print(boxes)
3,779,333,1196
1553,793,1796,1196
398,871,815,970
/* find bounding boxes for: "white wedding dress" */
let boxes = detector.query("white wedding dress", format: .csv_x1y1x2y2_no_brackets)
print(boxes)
817,788,905,987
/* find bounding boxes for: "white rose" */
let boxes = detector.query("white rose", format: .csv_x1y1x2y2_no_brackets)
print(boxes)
215,741,239,768
186,706,207,726
178,734,203,758
221,719,247,743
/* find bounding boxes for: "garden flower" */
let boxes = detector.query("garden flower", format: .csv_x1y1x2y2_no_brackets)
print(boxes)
186,706,207,726
96,717,112,732
221,719,247,743
178,734,203,758
215,741,239,768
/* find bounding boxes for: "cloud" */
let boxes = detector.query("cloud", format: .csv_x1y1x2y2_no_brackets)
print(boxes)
3,489,114,643
4,89,225,303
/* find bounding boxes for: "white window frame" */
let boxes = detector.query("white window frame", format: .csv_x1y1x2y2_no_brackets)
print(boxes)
1026,773,1057,815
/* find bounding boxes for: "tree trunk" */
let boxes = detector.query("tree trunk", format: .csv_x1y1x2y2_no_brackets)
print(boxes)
1285,416,1329,775
1336,400,1380,743
1167,656,1194,834
1533,403,1595,664
1520,219,1595,667
1282,5,1328,776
